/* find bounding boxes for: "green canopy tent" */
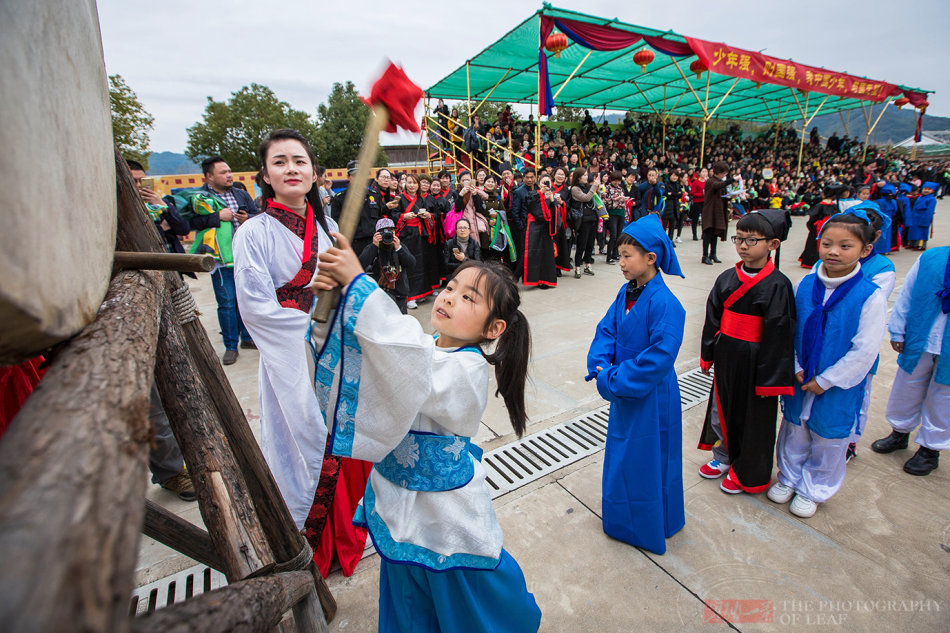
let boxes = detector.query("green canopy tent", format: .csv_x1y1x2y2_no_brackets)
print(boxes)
427,4,933,172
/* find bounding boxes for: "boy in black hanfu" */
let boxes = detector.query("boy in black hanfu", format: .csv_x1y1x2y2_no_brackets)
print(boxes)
697,209,797,494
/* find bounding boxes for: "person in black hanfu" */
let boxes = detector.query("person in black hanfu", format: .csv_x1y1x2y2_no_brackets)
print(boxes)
522,173,561,289
697,209,797,494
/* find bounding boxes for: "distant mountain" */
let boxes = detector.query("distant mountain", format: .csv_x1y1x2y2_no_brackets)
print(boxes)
809,108,950,146
578,108,950,146
148,152,200,175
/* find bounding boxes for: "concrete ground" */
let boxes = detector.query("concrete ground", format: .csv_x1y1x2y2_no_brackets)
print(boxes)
138,206,950,631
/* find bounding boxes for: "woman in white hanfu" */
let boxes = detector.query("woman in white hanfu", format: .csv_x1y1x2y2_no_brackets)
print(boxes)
233,128,370,577
312,246,542,633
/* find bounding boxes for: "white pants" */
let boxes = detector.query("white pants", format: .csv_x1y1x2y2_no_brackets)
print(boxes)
775,418,850,503
885,353,950,451
851,376,875,445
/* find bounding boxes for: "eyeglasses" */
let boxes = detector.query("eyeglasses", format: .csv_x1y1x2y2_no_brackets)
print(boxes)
731,236,766,246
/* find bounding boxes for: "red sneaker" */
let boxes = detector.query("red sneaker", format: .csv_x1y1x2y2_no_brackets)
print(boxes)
699,459,729,479
720,476,744,494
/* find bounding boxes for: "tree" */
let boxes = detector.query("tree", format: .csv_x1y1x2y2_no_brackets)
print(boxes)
186,84,318,172
454,101,508,127
110,74,154,169
548,106,586,124
313,82,387,169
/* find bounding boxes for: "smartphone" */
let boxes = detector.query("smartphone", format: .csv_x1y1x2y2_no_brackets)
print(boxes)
141,176,156,190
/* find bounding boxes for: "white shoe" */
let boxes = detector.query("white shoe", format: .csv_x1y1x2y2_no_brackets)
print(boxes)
789,494,818,518
407,300,418,310
767,481,795,504
675,236,683,243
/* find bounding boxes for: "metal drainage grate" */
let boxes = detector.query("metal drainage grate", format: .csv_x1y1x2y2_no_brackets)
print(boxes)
129,564,227,616
132,367,713,611
482,366,713,499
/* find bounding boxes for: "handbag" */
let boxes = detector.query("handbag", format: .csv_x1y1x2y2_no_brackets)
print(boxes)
443,203,463,238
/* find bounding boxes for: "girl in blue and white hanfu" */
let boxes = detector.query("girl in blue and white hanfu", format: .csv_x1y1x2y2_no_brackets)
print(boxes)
311,244,541,633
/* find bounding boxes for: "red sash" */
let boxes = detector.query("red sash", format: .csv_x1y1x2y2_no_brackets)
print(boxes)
265,201,318,312
718,260,774,343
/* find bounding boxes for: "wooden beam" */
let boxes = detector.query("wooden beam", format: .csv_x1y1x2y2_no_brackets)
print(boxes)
114,251,216,273
0,270,160,633
130,571,317,633
143,500,223,572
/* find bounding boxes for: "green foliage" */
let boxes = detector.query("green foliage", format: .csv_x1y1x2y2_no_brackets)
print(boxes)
185,84,318,172
548,106,586,124
454,101,508,127
313,82,387,169
110,74,154,169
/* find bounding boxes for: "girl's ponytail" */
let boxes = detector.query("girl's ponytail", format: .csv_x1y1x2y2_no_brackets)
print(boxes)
452,261,531,437
485,308,530,437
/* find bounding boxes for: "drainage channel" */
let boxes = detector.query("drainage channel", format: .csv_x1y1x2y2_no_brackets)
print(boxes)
130,367,713,614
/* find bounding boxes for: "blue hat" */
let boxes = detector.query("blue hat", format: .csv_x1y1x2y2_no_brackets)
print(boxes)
851,200,890,240
621,214,684,277
899,183,912,193
880,183,896,196
820,207,871,237
923,181,939,191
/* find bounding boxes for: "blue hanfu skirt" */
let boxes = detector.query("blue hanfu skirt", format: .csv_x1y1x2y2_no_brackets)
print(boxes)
378,548,542,633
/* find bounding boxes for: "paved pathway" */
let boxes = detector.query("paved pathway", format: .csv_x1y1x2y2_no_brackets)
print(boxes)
139,207,950,631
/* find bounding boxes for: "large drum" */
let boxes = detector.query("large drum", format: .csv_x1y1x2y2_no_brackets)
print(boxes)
0,0,116,364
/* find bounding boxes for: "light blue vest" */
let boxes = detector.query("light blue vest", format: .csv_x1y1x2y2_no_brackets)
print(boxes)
782,272,879,438
898,247,950,386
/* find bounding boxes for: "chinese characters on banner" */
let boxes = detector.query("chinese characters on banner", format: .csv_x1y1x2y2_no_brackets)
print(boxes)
685,37,902,102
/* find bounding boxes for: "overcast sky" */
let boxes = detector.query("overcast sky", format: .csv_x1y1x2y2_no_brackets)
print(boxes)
98,0,949,153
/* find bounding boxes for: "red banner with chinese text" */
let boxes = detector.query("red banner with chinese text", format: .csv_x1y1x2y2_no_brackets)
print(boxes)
685,37,902,102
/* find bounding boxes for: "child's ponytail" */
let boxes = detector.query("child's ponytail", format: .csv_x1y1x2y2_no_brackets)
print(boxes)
453,261,531,437
485,308,530,437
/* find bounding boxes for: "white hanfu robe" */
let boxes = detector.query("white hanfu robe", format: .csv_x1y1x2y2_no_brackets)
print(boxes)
233,210,338,528
311,273,504,569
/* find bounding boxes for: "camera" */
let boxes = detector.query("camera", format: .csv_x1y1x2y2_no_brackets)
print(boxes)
379,227,395,247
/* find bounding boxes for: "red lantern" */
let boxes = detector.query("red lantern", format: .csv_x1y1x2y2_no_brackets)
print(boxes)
633,48,654,73
894,97,910,109
918,99,930,112
689,59,707,81
545,32,568,58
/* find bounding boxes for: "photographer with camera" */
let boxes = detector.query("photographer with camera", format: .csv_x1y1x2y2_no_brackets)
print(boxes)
358,218,416,314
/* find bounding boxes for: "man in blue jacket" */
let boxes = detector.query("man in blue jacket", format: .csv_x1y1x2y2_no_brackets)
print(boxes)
185,156,260,365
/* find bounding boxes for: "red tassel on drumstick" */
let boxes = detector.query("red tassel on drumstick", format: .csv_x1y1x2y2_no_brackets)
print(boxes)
312,63,423,323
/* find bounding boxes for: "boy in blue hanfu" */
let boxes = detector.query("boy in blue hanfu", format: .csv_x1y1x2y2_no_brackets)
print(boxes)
586,214,686,554
871,246,950,476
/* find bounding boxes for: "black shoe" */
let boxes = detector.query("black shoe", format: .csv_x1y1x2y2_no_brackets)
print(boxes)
845,443,857,464
692,235,698,241
222,349,239,365
702,256,713,265
871,430,909,454
240,340,257,350
711,255,722,263
556,269,562,277
903,446,939,476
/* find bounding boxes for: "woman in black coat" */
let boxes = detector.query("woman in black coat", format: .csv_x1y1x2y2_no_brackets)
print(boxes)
443,218,481,276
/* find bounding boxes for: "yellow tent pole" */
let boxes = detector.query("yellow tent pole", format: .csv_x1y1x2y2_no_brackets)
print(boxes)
661,85,667,153
698,72,712,166
863,100,892,162
670,58,708,116
472,68,512,117
466,60,472,126
706,78,740,120
632,80,661,115
796,91,811,176
552,50,591,101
